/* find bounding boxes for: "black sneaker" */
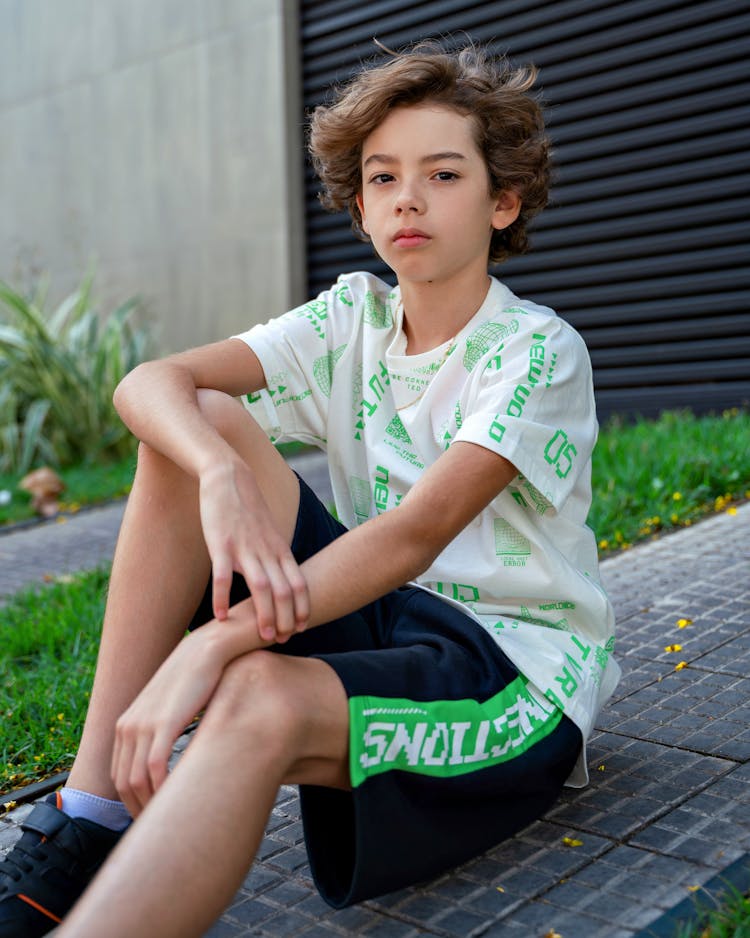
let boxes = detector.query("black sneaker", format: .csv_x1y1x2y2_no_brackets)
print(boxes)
0,791,124,937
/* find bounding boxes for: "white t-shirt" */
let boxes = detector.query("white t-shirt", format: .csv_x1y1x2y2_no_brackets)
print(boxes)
234,271,620,786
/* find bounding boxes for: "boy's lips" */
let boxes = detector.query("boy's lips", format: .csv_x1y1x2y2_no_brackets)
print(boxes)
392,228,431,248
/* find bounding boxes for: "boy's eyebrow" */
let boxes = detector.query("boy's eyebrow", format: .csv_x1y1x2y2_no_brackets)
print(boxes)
363,151,468,167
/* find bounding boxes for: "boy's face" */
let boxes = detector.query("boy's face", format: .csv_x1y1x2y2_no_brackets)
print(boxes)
356,104,520,289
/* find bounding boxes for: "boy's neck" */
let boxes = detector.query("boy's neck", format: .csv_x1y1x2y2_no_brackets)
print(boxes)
398,273,492,355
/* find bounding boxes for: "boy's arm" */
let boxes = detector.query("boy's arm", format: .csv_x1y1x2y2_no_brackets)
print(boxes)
207,439,517,650
113,338,266,477
114,338,309,627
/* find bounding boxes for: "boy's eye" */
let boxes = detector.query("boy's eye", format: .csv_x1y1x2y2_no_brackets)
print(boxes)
434,171,459,182
369,173,395,185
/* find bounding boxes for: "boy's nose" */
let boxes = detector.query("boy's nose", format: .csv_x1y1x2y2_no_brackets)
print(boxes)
393,184,425,214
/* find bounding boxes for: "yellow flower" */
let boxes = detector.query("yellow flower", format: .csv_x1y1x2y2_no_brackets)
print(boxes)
664,644,683,653
598,539,609,550
677,618,692,628
675,661,688,671
562,836,583,847
727,506,737,516
672,492,682,501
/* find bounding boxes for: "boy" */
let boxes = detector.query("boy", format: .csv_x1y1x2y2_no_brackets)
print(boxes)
0,41,619,938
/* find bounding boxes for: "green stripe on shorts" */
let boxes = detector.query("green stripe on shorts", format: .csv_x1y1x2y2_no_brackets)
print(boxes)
349,676,563,788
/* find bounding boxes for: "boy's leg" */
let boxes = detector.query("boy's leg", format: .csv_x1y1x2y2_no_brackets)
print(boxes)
57,651,350,938
67,389,301,800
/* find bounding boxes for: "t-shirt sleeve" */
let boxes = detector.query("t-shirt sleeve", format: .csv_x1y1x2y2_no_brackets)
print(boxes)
232,282,353,447
453,315,597,512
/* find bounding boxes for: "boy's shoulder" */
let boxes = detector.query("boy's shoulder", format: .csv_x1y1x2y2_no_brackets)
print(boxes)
330,270,395,305
480,278,586,346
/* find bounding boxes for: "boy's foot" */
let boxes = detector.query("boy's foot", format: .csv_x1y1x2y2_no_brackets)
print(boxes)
0,792,123,937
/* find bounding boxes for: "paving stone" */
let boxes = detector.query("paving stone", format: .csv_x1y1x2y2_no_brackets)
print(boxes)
202,919,248,937
601,668,750,760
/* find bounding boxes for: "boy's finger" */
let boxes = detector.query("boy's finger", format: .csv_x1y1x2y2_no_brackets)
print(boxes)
241,558,276,641
280,555,309,629
264,562,296,638
147,734,172,794
212,556,233,621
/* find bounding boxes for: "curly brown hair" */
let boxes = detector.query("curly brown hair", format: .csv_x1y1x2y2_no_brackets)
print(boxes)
308,40,551,265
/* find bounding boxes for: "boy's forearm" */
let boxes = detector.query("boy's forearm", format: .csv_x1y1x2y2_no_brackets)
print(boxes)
202,508,433,665
301,509,430,625
114,360,236,478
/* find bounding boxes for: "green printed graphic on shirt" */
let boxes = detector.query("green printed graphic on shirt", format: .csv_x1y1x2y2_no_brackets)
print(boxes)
545,351,558,388
354,361,390,441
528,333,547,386
335,282,354,307
518,605,571,632
463,319,519,371
494,519,531,567
526,332,559,390
385,414,412,444
312,344,347,397
373,464,391,513
441,400,464,450
543,634,611,708
295,299,327,340
539,600,576,611
488,415,507,445
264,371,311,408
508,478,549,517
435,581,481,605
348,476,371,524
349,676,562,787
544,429,578,480
351,363,363,412
363,291,393,329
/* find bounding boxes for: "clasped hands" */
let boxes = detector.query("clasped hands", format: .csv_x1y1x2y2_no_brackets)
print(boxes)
112,459,309,816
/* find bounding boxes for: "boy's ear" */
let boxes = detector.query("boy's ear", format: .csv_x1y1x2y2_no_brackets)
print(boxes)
491,190,522,231
356,191,370,235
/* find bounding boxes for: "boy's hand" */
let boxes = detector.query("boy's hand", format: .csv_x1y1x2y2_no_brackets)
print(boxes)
198,459,309,642
112,629,225,816
112,615,269,816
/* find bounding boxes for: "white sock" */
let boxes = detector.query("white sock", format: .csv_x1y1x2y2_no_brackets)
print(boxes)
59,787,131,831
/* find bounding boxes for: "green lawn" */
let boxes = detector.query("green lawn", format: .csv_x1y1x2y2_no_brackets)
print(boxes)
1,409,749,798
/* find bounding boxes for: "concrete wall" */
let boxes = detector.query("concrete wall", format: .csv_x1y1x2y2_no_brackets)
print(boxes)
0,0,306,352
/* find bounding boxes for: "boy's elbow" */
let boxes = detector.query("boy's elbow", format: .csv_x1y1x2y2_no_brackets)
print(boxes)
113,362,143,414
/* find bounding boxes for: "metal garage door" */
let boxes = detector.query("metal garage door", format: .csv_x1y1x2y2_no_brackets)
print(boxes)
299,0,750,417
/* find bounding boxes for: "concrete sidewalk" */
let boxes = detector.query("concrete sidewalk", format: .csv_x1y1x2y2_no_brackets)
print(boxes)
1,452,748,936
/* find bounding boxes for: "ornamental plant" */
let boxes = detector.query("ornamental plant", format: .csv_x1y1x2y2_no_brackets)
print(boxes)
0,274,150,473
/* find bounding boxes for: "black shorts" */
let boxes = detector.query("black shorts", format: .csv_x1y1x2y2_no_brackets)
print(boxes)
189,474,582,908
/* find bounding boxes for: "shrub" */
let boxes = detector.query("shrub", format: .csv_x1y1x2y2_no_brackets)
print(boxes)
0,274,150,473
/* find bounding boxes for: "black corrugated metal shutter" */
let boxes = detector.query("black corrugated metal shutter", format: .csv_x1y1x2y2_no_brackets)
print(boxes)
299,0,750,418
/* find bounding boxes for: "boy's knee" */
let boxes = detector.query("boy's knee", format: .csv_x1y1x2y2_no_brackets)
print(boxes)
207,651,300,746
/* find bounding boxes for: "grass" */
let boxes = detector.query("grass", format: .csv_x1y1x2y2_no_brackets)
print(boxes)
1,409,748,799
591,408,749,553
674,884,750,937
1,568,108,798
